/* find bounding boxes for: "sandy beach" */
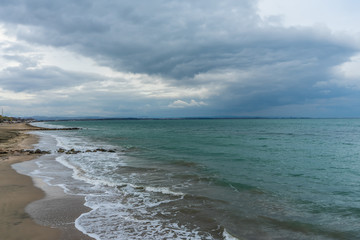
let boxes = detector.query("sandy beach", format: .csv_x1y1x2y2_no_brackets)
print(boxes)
0,123,93,240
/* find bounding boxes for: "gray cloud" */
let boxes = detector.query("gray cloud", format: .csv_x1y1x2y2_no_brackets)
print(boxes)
0,65,100,92
0,0,358,117
0,0,262,77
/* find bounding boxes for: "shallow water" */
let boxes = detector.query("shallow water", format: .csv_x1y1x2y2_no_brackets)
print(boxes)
19,119,360,239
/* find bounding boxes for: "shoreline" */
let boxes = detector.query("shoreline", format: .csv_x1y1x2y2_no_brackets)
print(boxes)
0,123,93,240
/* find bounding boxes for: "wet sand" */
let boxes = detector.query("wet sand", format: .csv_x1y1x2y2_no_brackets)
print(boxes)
0,123,94,240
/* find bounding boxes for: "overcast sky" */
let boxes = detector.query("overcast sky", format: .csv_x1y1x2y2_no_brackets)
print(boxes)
1,0,360,118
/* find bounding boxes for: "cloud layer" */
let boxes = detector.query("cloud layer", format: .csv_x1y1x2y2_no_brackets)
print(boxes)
0,0,359,117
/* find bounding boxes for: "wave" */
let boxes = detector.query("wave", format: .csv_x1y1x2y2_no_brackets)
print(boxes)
223,229,240,240
35,130,216,239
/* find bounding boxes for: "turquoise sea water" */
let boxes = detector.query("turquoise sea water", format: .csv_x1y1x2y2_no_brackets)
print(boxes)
28,119,360,239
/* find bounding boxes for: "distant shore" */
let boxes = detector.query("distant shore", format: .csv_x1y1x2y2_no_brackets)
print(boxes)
0,123,92,240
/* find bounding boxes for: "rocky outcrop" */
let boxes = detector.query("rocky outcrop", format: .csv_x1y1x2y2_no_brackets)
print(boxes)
18,127,82,131
58,148,116,154
0,147,116,155
0,149,51,155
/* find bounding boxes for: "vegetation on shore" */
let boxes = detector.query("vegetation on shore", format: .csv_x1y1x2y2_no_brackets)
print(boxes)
0,115,34,123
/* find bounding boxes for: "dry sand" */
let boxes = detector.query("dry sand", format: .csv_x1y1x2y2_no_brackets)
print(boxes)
0,123,94,240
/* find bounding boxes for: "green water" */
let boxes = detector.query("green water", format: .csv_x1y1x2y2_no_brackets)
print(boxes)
42,119,360,239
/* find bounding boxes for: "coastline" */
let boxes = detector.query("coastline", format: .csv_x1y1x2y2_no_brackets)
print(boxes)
0,123,93,240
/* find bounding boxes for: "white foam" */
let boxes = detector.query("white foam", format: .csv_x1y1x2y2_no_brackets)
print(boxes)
75,204,211,240
24,124,216,240
72,183,210,239
55,153,126,190
145,186,185,197
223,228,240,240
75,217,101,240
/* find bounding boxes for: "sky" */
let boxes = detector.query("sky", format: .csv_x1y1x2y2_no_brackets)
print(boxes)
1,0,360,118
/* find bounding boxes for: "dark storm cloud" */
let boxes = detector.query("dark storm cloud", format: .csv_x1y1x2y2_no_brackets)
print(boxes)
0,0,261,77
1,0,353,77
0,65,100,92
0,0,358,117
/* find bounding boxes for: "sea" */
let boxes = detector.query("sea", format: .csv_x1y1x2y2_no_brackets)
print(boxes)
13,119,360,239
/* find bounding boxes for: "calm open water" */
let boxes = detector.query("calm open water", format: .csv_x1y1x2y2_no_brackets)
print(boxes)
22,119,360,239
